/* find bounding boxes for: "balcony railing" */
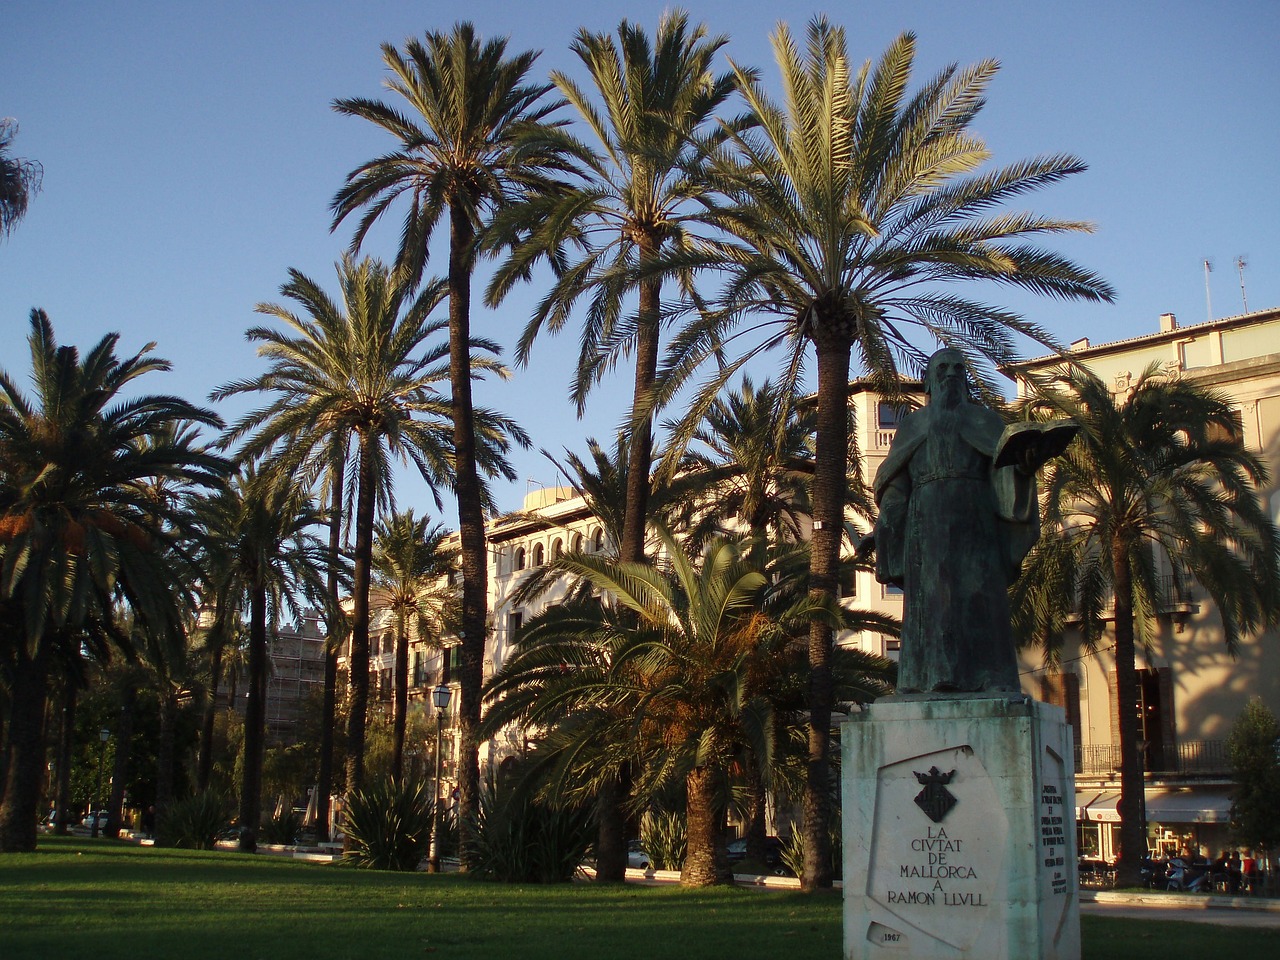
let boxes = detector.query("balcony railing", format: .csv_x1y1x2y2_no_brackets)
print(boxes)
1075,739,1230,777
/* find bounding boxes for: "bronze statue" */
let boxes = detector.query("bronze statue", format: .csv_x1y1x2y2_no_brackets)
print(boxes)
869,349,1075,695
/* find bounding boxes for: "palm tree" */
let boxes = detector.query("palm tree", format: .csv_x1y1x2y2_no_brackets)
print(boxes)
215,256,524,809
0,310,224,852
371,510,459,780
0,119,42,239
667,20,1114,887
487,10,741,571
1012,362,1280,887
331,26,567,855
192,464,331,853
484,530,894,886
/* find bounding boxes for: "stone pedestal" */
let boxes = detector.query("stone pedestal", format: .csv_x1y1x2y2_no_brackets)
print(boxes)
842,697,1078,960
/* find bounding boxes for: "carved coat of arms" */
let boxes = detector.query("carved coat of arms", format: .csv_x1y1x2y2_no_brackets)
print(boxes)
913,766,957,823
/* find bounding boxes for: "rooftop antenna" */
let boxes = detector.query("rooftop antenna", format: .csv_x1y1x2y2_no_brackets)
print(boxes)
1236,255,1249,313
1203,258,1213,323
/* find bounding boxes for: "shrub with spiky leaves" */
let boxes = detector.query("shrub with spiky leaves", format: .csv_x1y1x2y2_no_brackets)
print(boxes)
160,791,233,850
465,776,595,883
641,811,688,871
342,778,434,871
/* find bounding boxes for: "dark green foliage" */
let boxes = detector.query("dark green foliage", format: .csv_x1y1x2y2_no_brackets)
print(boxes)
259,808,302,846
341,777,434,871
780,822,841,883
641,811,687,871
465,778,595,883
1228,698,1280,857
160,791,232,850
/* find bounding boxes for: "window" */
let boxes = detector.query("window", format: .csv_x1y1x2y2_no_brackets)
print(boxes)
877,402,907,429
508,612,523,638
442,646,464,684
533,543,544,566
370,635,380,656
1205,409,1244,446
515,546,526,571
593,529,605,553
571,533,583,553
552,538,563,559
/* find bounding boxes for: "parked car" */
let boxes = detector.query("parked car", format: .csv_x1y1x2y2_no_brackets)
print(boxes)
81,810,109,830
627,841,651,870
726,836,792,875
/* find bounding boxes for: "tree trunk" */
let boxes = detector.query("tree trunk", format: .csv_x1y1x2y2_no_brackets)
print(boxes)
197,641,222,792
0,645,50,852
105,683,136,838
239,586,269,853
392,620,408,781
619,269,661,566
595,771,629,884
317,459,345,841
344,434,376,807
154,686,177,842
743,753,768,865
802,333,852,891
682,766,727,886
1112,535,1146,888
448,200,486,870
54,683,76,835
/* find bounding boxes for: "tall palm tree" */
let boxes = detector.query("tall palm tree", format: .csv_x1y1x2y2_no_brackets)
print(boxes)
372,509,459,780
331,25,566,856
488,10,741,571
0,310,224,852
192,464,331,853
214,256,524,808
667,20,1114,887
0,119,42,239
1012,362,1280,887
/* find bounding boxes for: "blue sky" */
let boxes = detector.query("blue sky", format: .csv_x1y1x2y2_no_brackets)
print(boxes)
4,1,1278,516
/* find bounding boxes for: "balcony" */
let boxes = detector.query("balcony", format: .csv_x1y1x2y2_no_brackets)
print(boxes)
1075,739,1231,777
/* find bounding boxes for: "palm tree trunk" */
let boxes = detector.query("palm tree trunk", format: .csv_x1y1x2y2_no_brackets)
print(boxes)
106,683,136,838
197,642,222,792
318,461,345,841
448,199,486,870
1112,535,1146,887
682,765,726,886
802,332,852,891
55,683,76,835
392,621,408,781
155,686,177,841
0,644,50,852
620,269,661,566
744,752,768,865
239,586,269,853
344,434,376,803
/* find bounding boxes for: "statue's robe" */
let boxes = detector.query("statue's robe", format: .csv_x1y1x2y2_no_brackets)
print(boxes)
872,401,1038,693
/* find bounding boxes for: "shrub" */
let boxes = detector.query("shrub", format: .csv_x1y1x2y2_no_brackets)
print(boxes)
641,811,687,871
260,808,302,846
342,778,434,871
160,791,232,850
780,825,842,883
465,779,594,883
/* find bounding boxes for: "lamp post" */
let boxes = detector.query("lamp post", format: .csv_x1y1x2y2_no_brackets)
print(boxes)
91,728,109,839
428,682,452,873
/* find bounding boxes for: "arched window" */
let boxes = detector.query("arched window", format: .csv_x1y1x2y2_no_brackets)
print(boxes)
571,533,583,553
515,546,526,571
552,538,563,559
533,543,545,566
593,528,605,553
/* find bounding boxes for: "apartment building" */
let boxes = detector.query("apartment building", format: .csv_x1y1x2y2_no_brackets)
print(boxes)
1008,306,1280,862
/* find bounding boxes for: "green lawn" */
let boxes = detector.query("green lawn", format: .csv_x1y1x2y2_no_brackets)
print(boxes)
1,838,1274,960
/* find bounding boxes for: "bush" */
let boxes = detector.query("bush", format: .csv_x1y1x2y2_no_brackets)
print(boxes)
641,811,687,871
342,778,435,871
465,778,595,883
160,791,232,850
260,808,302,846
780,826,842,883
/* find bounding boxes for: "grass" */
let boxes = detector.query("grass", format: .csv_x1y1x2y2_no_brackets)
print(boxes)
1,838,1276,960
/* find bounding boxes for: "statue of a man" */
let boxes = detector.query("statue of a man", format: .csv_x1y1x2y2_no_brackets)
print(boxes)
870,349,1073,695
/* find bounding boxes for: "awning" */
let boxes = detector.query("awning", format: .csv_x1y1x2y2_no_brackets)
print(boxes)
1074,788,1232,825
1146,788,1233,824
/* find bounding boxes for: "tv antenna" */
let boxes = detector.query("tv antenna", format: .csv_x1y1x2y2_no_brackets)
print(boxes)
1236,255,1249,313
1202,258,1213,323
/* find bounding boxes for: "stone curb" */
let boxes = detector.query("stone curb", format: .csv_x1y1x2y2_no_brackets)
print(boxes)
1081,890,1280,913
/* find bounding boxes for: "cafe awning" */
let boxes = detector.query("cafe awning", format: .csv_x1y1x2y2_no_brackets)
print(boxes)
1075,788,1233,824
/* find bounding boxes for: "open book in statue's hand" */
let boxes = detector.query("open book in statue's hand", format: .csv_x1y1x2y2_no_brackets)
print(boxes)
993,419,1078,472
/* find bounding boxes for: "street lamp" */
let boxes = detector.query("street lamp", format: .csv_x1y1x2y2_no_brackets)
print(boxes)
91,728,109,839
428,682,452,873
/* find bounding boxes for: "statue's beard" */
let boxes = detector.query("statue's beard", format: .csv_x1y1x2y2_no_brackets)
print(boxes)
937,379,965,409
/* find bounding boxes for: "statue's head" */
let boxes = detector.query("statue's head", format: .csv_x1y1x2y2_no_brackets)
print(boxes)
924,349,968,408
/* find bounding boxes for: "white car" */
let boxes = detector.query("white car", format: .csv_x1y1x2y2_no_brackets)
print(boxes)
627,841,650,869
81,810,109,830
